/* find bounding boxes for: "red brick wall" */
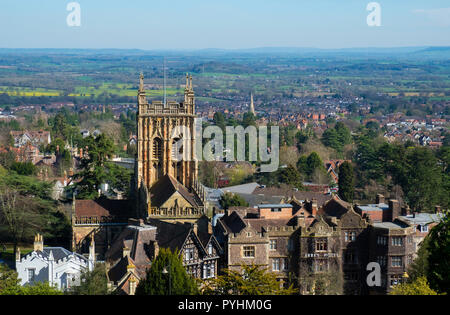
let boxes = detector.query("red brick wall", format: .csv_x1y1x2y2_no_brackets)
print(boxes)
362,210,383,222
259,207,292,219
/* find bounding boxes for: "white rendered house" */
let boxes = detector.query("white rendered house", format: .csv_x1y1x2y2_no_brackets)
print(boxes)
15,234,95,291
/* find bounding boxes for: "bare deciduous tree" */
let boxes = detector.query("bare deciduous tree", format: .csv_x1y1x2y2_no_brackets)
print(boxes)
0,188,42,256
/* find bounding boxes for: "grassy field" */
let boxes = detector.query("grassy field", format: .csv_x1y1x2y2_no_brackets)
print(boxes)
0,84,183,98
0,244,33,265
0,86,60,96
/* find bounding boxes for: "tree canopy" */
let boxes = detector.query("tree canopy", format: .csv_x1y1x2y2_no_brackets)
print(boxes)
69,263,109,295
73,133,131,199
0,264,62,295
338,161,354,203
136,248,198,295
389,276,439,295
201,263,296,295
219,192,249,210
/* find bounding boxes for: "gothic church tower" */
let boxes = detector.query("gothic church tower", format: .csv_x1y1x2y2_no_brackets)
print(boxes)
135,74,204,220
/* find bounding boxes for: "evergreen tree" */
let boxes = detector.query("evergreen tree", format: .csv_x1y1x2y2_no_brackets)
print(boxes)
136,248,198,295
402,147,442,212
219,192,249,210
338,161,354,202
322,128,341,152
407,236,430,281
70,263,109,295
426,214,450,294
278,165,303,189
73,133,131,199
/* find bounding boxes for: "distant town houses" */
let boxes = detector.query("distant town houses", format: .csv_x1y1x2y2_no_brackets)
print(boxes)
10,130,51,148
324,160,351,184
383,114,448,148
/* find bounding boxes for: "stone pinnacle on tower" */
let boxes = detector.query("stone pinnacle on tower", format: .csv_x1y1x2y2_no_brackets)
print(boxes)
139,72,144,92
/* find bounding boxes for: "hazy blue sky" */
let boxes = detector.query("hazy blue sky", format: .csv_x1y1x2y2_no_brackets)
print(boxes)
1,0,449,49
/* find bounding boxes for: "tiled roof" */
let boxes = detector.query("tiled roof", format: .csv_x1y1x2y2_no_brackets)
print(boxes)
25,247,87,263
358,203,389,212
398,213,445,225
108,255,136,283
319,196,352,218
221,182,260,195
147,219,192,253
252,186,332,207
149,175,199,208
74,198,132,220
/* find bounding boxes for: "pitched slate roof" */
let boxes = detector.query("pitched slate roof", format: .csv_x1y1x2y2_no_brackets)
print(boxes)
149,175,199,208
147,219,193,253
108,255,136,283
219,211,247,234
25,247,87,263
233,193,285,207
221,182,260,195
218,210,297,236
319,196,352,218
105,224,157,272
252,186,332,207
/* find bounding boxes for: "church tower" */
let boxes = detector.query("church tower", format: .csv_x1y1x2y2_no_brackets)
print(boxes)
135,74,204,221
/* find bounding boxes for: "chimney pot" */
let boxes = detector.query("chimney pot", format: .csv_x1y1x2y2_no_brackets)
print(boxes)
376,194,385,204
33,233,44,252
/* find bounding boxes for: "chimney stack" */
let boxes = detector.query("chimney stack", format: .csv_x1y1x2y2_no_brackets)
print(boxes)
389,200,400,222
376,194,385,204
435,206,441,214
34,233,44,252
16,247,21,262
311,199,318,217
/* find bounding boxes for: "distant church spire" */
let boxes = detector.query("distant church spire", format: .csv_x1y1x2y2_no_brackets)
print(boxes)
250,92,255,116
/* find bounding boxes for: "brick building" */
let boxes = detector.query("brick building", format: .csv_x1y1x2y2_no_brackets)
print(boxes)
214,194,444,295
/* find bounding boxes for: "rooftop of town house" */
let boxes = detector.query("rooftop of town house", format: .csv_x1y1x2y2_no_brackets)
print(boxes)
357,203,390,212
372,221,409,230
397,213,445,225
257,204,293,209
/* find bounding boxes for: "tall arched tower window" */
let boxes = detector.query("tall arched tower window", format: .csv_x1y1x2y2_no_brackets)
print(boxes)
153,138,162,160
